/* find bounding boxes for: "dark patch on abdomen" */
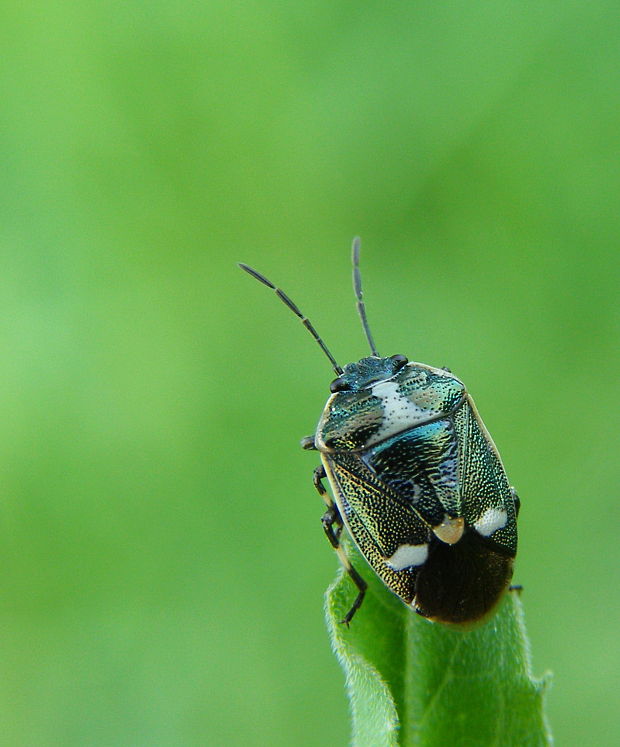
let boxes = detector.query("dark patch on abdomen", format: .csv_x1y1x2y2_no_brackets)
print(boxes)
414,529,514,625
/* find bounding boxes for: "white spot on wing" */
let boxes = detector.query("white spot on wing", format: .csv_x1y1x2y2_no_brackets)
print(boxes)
474,507,508,537
386,543,428,571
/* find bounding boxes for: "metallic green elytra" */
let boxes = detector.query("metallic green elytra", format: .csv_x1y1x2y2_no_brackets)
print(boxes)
239,238,519,626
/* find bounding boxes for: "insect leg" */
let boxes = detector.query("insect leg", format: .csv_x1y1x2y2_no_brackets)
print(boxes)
313,465,334,509
313,465,367,625
313,465,342,540
511,487,521,517
300,435,317,450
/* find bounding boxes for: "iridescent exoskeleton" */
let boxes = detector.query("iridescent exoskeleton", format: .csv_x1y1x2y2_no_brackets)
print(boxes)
240,239,519,625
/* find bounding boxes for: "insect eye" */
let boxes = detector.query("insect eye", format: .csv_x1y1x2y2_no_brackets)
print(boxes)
390,354,408,369
330,378,350,393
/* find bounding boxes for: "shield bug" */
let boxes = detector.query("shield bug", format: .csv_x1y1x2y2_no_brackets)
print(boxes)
239,238,519,625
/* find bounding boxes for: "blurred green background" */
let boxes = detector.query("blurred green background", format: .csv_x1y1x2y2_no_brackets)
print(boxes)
1,1,619,744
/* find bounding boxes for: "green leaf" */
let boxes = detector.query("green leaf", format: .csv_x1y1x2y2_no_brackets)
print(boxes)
326,544,552,747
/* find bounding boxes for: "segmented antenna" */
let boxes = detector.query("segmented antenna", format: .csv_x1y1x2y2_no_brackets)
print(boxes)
351,237,379,357
238,263,344,375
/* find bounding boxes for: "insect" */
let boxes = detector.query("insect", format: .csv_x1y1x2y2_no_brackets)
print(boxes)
239,238,519,625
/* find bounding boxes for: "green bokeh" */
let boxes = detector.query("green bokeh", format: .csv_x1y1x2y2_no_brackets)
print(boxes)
1,2,618,744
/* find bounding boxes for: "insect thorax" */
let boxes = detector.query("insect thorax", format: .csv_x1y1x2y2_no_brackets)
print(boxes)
316,359,466,452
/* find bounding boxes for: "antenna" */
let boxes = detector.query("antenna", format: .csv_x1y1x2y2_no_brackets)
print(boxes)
238,263,344,375
351,237,379,357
